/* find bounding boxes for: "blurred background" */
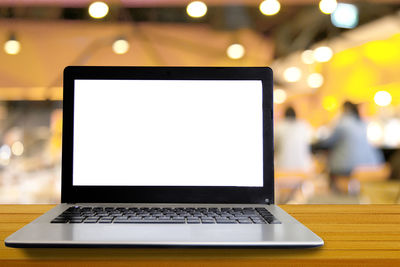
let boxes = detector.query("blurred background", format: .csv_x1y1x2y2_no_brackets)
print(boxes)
0,0,400,204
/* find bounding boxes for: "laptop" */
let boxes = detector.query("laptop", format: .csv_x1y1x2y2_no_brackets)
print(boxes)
5,66,323,248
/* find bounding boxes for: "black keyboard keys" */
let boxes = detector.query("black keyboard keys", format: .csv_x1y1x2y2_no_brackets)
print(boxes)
255,208,281,224
51,206,281,224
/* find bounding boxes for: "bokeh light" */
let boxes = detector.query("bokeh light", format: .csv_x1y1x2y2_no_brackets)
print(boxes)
363,40,400,64
259,0,281,16
307,73,324,88
301,50,314,64
313,46,333,62
226,43,245,59
11,141,24,156
319,0,337,15
0,145,11,166
283,67,302,82
383,119,400,147
374,91,392,107
331,3,358,29
4,40,21,55
367,122,383,144
88,1,109,19
112,39,130,54
273,88,287,104
186,1,208,18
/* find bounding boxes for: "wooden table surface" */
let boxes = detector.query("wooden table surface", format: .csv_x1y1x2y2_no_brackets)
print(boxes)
1,204,399,266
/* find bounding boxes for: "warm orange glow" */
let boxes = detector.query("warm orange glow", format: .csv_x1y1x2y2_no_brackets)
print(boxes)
0,22,273,101
363,40,400,64
345,67,378,100
331,49,358,68
322,96,338,111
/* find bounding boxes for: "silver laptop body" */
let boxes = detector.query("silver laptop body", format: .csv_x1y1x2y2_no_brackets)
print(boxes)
5,66,323,248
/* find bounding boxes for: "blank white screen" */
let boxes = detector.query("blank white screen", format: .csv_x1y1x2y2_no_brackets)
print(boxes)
73,80,263,186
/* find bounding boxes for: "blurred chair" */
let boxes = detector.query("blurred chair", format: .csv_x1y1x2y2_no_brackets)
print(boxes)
275,170,313,204
334,164,390,194
345,164,395,203
352,164,391,182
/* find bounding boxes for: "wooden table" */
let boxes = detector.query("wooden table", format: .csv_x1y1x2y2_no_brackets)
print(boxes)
1,204,399,266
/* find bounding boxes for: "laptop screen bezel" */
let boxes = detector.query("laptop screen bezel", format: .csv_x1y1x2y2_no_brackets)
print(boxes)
62,66,274,204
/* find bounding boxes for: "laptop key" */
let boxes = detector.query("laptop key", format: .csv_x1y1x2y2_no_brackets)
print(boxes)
143,217,157,220
128,220,185,224
127,219,144,223
269,220,282,224
235,216,251,220
115,215,128,220
51,219,68,223
171,219,186,223
114,217,129,221
69,216,85,220
265,217,281,224
216,220,237,224
69,220,83,223
99,220,113,223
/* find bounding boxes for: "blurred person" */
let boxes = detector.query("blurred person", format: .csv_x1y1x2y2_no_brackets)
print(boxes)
314,101,383,189
274,106,313,171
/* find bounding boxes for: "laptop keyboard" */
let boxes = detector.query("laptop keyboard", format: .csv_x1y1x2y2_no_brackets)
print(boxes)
51,206,281,224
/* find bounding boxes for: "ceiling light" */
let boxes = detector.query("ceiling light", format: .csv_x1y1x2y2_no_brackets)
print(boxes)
186,1,207,18
313,46,333,62
331,3,358,29
374,91,392,107
88,1,109,19
307,73,324,88
4,33,21,55
226,43,245,59
301,50,314,64
283,67,301,83
259,0,281,16
112,39,130,54
319,0,337,15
